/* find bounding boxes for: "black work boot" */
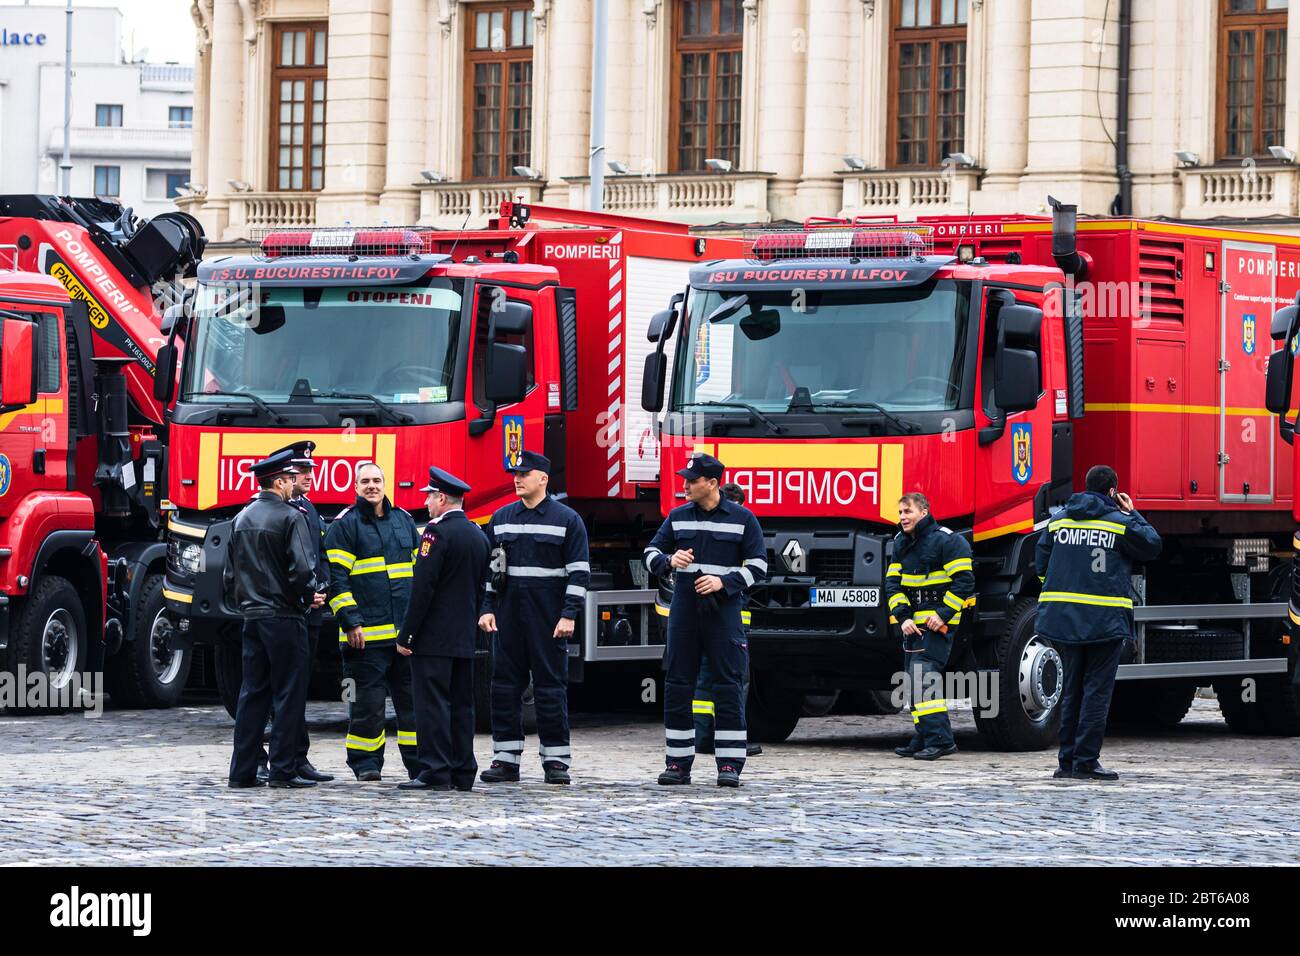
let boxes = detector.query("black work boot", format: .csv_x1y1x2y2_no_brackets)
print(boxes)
894,738,924,758
297,761,334,782
913,743,958,761
657,763,691,785
716,764,741,788
479,761,521,784
543,763,571,785
746,742,763,757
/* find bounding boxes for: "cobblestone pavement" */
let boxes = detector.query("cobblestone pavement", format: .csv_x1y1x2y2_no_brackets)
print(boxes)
0,698,1296,866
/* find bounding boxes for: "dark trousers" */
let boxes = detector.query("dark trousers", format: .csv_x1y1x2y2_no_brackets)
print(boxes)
664,598,748,773
340,642,421,779
230,617,309,784
904,628,955,750
292,624,320,768
491,587,570,769
410,655,477,788
1057,638,1124,772
693,654,751,749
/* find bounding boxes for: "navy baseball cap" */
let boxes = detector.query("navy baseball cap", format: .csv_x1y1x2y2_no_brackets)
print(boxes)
506,449,551,475
250,448,299,480
420,465,471,496
677,452,725,481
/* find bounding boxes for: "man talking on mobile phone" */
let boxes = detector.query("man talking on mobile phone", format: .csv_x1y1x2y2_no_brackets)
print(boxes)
1035,464,1162,782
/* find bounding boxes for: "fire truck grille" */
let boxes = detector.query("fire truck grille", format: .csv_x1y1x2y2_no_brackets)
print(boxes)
749,608,855,634
764,549,856,583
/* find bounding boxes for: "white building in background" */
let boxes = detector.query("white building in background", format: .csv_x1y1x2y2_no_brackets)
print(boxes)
0,4,193,219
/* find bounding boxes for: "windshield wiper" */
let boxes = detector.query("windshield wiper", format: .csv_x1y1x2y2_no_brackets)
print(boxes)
313,390,414,425
810,401,920,434
183,389,288,424
685,401,784,434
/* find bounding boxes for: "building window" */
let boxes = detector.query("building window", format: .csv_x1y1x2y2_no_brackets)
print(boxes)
147,169,191,200
95,104,123,127
890,0,968,168
169,106,193,129
165,171,189,198
464,3,534,180
1218,0,1289,160
94,165,121,197
671,0,743,173
270,21,328,191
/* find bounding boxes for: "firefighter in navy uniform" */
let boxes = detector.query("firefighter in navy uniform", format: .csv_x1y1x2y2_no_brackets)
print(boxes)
224,450,321,789
884,491,975,761
395,467,491,792
644,453,766,788
1035,464,1162,782
324,462,423,781
478,450,590,786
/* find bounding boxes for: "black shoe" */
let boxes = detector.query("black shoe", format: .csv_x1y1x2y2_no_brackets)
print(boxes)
895,741,924,758
398,778,451,791
913,743,958,761
1053,767,1072,779
453,783,474,793
356,770,382,782
256,764,270,784
746,743,763,757
543,764,571,785
228,778,264,789
268,776,317,789
657,763,691,785
479,761,521,784
296,762,334,783
716,764,741,788
1072,765,1120,781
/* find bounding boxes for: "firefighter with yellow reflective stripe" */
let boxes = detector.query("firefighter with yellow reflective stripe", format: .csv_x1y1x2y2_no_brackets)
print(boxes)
884,491,974,761
1035,465,1162,782
323,462,423,782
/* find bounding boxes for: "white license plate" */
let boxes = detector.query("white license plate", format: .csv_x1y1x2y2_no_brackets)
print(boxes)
809,587,879,607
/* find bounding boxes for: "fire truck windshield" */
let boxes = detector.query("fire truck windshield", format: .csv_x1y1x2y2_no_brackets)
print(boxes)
673,280,971,416
181,280,463,407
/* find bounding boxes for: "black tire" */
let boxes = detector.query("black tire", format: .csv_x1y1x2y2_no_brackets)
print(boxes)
214,634,243,719
104,574,192,709
801,690,840,718
472,645,537,736
746,670,802,742
1214,673,1300,735
1107,679,1196,730
1145,626,1244,663
973,598,1062,751
3,575,89,715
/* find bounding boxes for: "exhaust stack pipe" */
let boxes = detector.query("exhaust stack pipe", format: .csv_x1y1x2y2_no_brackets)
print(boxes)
1049,195,1088,281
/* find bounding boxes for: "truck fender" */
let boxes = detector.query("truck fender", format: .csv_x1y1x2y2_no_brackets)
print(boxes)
22,530,105,672
105,541,169,642
971,529,1041,642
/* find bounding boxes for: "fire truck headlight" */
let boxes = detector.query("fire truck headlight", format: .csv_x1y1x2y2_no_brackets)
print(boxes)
168,540,203,575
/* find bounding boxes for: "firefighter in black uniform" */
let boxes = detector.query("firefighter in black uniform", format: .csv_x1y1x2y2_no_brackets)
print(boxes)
644,453,766,788
396,467,491,792
1035,464,1162,781
324,462,423,782
884,491,975,761
478,450,590,786
224,449,321,789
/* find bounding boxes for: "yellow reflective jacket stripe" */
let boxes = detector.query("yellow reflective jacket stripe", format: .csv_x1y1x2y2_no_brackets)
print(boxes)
943,591,964,612
888,592,911,610
886,563,903,577
943,557,973,573
351,556,387,575
327,549,356,570
1047,518,1127,535
329,591,358,613
899,572,953,587
337,623,399,642
1039,590,1134,609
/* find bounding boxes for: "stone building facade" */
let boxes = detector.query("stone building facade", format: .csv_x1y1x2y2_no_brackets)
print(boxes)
181,0,1300,240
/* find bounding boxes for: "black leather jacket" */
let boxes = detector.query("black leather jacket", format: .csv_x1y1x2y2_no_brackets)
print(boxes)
223,491,319,618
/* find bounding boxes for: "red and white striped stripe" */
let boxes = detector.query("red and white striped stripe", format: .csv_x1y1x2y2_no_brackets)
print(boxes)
605,232,625,497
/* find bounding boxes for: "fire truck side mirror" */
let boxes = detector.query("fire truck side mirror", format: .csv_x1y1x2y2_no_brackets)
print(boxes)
1269,299,1299,340
642,352,668,413
647,308,678,343
1264,349,1292,417
993,302,1043,414
154,343,179,404
0,315,38,409
485,342,528,404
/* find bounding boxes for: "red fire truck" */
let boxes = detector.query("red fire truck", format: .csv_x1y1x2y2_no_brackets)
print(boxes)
645,200,1300,747
158,205,744,716
0,195,205,709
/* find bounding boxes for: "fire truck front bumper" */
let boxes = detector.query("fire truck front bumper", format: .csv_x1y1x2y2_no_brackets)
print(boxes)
162,512,240,627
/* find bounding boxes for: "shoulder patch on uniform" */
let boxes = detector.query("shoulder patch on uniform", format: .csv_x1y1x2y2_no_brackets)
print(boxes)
938,526,953,534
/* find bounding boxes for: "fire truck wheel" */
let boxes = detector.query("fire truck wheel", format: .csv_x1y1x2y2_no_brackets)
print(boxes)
746,671,802,742
1214,673,1300,736
214,633,243,719
472,650,538,735
105,574,191,709
1106,679,1196,730
4,575,88,715
973,598,1062,751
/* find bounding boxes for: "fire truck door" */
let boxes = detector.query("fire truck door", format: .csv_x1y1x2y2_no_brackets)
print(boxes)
1220,240,1275,503
0,304,65,502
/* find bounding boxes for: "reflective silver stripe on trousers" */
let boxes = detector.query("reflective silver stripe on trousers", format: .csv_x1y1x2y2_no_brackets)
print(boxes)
493,739,525,750
492,752,521,764
664,728,695,740
715,730,747,740
494,523,567,537
715,747,747,759
666,746,696,757
672,520,746,535
539,746,571,757
506,566,569,578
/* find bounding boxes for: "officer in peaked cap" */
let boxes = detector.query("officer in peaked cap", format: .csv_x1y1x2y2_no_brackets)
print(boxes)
253,440,333,784
644,451,766,788
478,449,590,785
395,467,490,791
224,449,322,789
